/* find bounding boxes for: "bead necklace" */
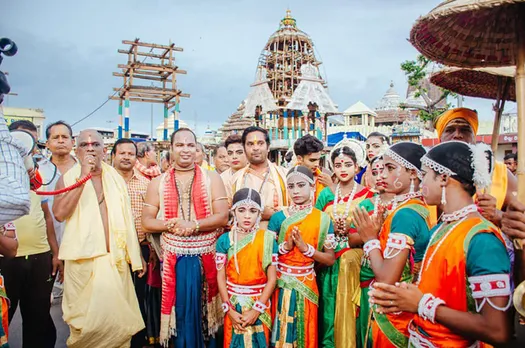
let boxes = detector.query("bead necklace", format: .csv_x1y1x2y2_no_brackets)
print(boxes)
391,191,422,211
288,202,313,216
175,171,195,221
417,204,478,283
333,183,358,220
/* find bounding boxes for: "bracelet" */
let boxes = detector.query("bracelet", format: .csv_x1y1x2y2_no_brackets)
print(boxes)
363,239,381,256
418,293,445,323
302,244,315,258
194,220,200,233
221,302,230,313
252,300,267,313
279,242,291,255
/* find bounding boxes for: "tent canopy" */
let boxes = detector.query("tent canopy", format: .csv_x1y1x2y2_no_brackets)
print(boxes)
327,131,365,146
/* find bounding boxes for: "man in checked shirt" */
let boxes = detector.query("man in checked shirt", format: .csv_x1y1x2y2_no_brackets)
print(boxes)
112,138,161,348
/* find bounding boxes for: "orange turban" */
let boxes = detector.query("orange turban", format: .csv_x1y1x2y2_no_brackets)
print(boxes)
435,108,479,139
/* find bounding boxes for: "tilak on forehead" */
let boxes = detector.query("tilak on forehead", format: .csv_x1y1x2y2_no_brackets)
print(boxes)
435,107,479,139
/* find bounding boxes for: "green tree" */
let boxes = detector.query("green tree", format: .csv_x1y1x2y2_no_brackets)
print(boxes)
400,55,457,125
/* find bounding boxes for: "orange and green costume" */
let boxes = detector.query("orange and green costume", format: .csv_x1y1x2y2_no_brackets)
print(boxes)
409,217,511,347
216,229,278,348
268,208,333,348
367,198,431,348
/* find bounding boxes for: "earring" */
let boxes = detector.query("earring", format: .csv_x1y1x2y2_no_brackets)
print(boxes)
441,186,447,206
409,178,415,194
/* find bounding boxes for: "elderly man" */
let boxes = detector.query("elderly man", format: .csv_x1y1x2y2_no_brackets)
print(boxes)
53,130,145,348
135,142,161,180
142,128,228,347
212,144,229,174
435,107,518,226
226,126,287,229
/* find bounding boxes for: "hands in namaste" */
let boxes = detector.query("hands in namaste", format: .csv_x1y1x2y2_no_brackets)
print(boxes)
281,226,307,253
352,206,385,243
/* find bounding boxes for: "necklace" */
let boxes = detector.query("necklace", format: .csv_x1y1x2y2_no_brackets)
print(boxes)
175,171,195,221
243,165,271,192
288,202,313,215
391,191,422,211
441,204,478,223
174,165,195,172
333,183,358,220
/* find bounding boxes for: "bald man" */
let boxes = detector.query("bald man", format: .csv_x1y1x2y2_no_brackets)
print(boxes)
53,130,145,347
435,108,518,227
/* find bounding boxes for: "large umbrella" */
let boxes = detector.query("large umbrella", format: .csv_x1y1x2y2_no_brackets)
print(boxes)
430,66,515,151
410,0,525,208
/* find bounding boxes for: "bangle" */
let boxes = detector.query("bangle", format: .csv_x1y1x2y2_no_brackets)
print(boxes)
363,239,381,256
194,220,200,233
221,302,230,313
279,242,291,255
252,300,267,313
418,293,445,323
302,244,315,258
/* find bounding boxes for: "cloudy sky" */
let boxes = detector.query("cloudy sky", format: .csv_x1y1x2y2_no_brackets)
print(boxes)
3,0,514,137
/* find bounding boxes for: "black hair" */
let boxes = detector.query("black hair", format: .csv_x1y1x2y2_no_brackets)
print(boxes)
425,142,478,196
370,155,383,167
45,120,73,140
241,126,270,147
170,127,197,145
284,151,294,163
232,188,262,208
388,142,426,171
9,120,37,132
112,138,137,157
331,146,358,165
225,134,242,149
294,134,324,157
287,165,314,182
367,132,390,145
504,153,517,161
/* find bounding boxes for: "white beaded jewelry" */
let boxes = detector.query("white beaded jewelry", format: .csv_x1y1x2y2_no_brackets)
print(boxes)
363,239,381,256
253,300,267,313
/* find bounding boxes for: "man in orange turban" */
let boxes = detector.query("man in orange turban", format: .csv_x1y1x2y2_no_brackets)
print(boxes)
434,108,517,228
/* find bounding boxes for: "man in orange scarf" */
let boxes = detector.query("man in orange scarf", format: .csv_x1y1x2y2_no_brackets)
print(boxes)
294,134,333,204
434,107,518,227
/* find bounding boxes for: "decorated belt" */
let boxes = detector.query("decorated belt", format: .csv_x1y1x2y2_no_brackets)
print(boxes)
161,231,217,256
277,262,314,277
227,281,266,296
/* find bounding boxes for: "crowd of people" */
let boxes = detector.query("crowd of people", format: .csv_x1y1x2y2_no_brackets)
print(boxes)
0,106,525,348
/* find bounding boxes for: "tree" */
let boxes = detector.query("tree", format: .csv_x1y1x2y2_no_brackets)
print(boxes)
400,55,457,125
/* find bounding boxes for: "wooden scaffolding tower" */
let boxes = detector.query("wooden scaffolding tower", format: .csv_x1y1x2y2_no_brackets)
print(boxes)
111,39,190,140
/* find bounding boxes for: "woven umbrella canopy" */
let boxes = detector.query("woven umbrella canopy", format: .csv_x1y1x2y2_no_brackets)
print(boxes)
410,0,525,205
430,66,515,151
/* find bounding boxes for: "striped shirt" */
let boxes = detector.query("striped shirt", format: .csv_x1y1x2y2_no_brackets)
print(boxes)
0,106,30,225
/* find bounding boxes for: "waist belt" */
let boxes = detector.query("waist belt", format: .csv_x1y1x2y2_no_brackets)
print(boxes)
227,281,266,296
161,231,217,256
277,262,314,277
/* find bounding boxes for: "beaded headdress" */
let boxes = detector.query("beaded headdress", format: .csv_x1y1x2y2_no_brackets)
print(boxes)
287,165,315,185
383,141,426,180
329,134,366,168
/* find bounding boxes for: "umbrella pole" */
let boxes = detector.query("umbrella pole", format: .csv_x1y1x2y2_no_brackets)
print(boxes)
491,78,511,153
517,25,525,206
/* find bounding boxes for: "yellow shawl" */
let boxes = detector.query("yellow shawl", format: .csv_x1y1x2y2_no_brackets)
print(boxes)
59,162,142,271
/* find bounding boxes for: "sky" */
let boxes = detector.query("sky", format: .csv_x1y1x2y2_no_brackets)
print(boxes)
2,0,515,137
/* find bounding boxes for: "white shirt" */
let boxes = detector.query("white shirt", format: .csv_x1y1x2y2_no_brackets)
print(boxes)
0,106,30,225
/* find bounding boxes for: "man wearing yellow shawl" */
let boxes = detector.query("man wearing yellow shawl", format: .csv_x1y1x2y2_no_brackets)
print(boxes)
226,127,288,229
434,107,518,226
293,134,334,205
53,130,145,348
